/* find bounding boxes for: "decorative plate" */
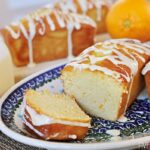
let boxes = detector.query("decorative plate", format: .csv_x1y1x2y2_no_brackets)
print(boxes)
0,63,150,150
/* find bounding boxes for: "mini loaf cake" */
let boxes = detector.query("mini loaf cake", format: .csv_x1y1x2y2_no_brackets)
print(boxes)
61,39,150,121
53,0,111,34
1,8,96,67
142,62,150,99
23,89,91,140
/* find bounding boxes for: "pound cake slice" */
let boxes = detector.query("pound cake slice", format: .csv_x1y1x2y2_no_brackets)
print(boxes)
1,8,96,67
61,39,150,121
23,89,91,140
142,61,150,99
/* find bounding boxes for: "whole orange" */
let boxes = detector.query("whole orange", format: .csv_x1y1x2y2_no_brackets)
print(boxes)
106,0,150,42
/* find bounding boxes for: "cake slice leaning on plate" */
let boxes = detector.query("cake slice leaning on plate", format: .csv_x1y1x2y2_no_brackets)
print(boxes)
61,39,150,121
23,89,91,140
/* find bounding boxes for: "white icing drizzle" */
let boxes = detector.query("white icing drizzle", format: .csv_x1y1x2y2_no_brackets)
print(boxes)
77,15,96,28
105,39,150,55
26,105,52,126
67,22,74,60
46,15,55,31
104,39,150,114
68,39,148,83
106,129,121,141
59,0,77,13
35,16,46,35
71,14,81,30
47,133,59,139
89,55,108,64
104,40,150,114
118,115,128,122
67,39,150,115
5,26,20,39
19,16,36,67
123,44,147,54
94,0,103,21
54,12,76,60
25,104,90,127
69,63,121,80
53,10,66,28
81,45,112,56
23,118,44,137
5,9,96,66
68,135,77,139
106,129,120,136
58,0,107,21
113,48,138,75
77,0,88,15
53,11,95,60
132,51,146,63
142,61,150,75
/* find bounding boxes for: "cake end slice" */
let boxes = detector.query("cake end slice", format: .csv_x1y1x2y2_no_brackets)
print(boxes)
23,89,91,140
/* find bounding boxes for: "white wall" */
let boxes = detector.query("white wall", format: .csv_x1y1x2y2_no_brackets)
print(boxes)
0,0,58,28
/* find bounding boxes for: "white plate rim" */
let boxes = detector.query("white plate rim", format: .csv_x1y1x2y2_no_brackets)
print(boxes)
0,62,150,150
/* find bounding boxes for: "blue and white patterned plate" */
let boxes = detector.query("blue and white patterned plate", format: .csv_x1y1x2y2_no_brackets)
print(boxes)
0,63,150,150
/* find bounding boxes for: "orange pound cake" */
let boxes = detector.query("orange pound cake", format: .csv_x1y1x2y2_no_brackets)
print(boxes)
1,8,96,67
23,89,91,140
53,0,111,33
142,62,150,99
61,39,150,121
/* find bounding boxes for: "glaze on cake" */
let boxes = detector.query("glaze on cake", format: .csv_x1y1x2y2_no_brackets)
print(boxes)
61,39,150,121
1,8,96,67
23,89,91,140
53,0,111,33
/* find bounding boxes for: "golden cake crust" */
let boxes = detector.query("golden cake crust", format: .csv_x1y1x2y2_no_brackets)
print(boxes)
61,39,150,121
54,0,110,34
24,110,89,140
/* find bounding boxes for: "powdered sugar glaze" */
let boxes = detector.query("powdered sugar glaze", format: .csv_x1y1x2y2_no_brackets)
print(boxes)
67,39,150,115
55,0,111,21
5,8,96,66
68,39,150,83
142,61,150,75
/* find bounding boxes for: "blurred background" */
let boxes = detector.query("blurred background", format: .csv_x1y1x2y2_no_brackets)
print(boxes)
0,0,58,28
